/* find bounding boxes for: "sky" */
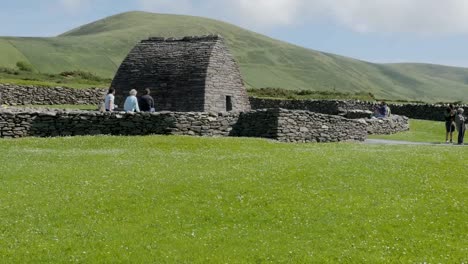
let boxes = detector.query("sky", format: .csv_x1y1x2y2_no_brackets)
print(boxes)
2,0,468,67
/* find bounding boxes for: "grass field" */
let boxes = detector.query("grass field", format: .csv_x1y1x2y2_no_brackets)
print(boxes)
1,11,468,102
369,119,446,143
0,67,110,88
0,135,466,262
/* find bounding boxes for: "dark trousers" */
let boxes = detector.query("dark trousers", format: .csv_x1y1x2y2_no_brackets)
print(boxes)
457,124,465,144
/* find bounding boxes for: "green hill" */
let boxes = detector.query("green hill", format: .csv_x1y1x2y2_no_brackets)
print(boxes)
1,11,468,102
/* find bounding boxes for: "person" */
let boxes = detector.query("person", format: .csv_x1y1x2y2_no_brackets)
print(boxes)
138,88,155,112
104,88,116,112
124,89,140,112
373,101,387,118
384,103,391,117
455,108,466,145
444,104,456,143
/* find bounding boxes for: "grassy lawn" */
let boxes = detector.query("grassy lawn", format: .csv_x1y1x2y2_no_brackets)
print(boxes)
369,119,447,143
0,136,466,263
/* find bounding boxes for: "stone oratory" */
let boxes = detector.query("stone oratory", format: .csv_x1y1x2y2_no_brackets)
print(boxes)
111,35,251,112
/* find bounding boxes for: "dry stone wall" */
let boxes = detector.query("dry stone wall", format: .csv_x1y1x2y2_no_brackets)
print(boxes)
0,108,369,142
275,109,367,143
365,115,410,135
110,35,250,112
0,84,462,122
0,84,106,106
250,97,468,121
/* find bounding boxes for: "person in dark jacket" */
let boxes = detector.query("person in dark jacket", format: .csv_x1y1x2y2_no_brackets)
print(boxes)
444,104,456,143
138,88,155,112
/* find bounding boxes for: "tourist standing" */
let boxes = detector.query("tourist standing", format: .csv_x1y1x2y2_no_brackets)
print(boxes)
384,102,391,117
138,88,155,112
104,88,116,112
124,89,140,112
454,108,465,145
444,104,456,143
373,101,387,118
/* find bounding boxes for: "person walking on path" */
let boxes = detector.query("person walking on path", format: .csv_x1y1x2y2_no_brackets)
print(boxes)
138,88,155,112
124,89,140,112
454,108,466,145
444,104,456,143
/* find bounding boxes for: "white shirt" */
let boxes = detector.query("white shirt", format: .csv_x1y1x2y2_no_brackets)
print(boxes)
105,93,115,111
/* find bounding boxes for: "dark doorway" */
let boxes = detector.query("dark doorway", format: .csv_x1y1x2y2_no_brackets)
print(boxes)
226,96,233,112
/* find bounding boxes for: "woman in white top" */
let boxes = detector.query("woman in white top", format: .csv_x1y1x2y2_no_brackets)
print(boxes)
104,88,115,111
124,89,140,112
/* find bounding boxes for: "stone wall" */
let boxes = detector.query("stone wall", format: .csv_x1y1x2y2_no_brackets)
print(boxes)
0,108,369,142
0,84,106,106
365,115,410,135
1,84,465,122
250,97,468,121
0,108,239,138
275,109,367,143
249,97,343,115
110,35,250,112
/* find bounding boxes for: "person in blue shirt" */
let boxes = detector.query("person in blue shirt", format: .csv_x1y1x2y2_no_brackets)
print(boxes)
124,89,140,112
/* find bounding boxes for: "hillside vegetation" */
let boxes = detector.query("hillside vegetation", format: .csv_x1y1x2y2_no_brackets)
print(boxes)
1,11,468,102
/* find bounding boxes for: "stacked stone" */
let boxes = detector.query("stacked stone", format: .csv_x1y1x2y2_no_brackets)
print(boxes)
2,85,466,122
250,97,468,122
231,109,281,139
0,109,34,138
275,109,367,143
224,108,368,142
0,108,241,138
364,115,410,135
0,84,106,106
0,108,375,142
343,109,373,119
111,35,250,113
249,97,342,115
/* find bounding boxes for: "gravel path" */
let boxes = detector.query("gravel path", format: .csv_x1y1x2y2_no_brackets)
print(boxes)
365,139,466,146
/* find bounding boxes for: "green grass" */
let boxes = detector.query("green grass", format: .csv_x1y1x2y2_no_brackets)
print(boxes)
247,87,377,101
369,119,447,143
0,67,110,88
0,135,466,262
1,11,468,102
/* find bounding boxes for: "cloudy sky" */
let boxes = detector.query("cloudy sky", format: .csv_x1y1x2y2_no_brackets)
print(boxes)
2,0,468,67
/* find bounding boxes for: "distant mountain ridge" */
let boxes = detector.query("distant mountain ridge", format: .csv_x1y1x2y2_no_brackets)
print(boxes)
1,11,468,102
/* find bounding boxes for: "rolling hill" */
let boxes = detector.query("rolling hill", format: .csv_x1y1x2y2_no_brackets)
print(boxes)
1,11,468,102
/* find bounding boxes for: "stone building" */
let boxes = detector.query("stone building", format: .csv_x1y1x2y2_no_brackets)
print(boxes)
110,35,250,112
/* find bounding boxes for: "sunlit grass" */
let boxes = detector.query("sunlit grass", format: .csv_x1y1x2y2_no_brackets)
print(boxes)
0,136,466,262
369,119,447,143
0,78,108,89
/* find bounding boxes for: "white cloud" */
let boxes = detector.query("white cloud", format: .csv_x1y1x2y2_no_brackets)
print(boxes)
235,0,302,26
137,0,468,35
317,0,468,35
